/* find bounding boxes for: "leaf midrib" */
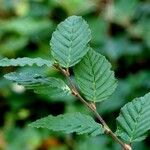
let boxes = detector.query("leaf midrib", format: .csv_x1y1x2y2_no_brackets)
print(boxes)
86,54,97,101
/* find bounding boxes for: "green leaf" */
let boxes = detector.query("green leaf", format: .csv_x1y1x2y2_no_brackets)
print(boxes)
116,92,150,143
0,57,53,67
50,15,91,68
29,112,104,136
74,48,117,102
4,72,71,97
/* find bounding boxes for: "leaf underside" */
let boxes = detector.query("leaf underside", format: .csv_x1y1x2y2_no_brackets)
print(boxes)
116,92,150,143
0,57,53,67
50,15,91,68
4,72,71,97
29,112,104,136
74,48,117,102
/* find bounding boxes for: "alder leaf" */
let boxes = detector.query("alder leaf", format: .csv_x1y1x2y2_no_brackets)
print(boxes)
4,72,71,97
74,48,117,102
29,112,104,136
116,92,150,143
50,15,91,68
0,57,53,67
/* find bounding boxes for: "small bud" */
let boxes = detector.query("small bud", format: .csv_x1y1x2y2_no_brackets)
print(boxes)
72,89,78,97
124,144,132,150
89,102,96,110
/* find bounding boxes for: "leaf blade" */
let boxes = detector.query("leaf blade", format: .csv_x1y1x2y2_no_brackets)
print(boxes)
29,112,104,136
0,57,53,67
4,72,71,97
50,15,91,67
116,92,150,143
74,48,117,102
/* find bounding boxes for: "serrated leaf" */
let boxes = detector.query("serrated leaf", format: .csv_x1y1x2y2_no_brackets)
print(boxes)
0,57,53,67
74,48,117,102
4,72,71,97
116,92,150,143
50,15,91,68
29,112,104,136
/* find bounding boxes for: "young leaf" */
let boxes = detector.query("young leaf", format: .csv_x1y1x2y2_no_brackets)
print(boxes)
29,112,104,136
0,57,53,67
116,92,150,143
4,72,71,97
50,15,91,68
74,48,117,102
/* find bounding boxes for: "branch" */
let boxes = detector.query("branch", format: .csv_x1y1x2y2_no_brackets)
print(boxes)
54,64,132,150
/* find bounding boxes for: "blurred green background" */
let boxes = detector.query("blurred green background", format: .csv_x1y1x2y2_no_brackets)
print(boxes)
0,0,150,150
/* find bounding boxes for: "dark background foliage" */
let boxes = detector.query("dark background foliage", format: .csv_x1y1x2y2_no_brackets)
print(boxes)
0,0,149,150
